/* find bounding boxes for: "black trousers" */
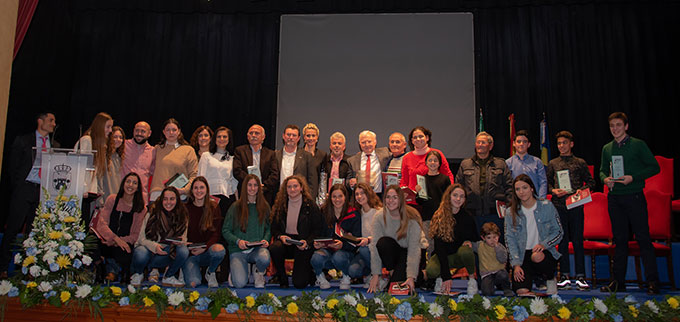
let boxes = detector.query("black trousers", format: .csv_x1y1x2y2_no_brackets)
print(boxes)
608,192,658,284
0,182,40,272
512,250,557,291
481,270,511,295
375,236,426,283
101,243,133,275
269,238,314,289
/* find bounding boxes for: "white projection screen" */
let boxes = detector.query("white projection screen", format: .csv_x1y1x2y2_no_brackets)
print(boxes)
277,13,475,158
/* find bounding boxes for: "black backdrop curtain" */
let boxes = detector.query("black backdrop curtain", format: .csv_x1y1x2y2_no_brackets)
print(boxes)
3,0,679,227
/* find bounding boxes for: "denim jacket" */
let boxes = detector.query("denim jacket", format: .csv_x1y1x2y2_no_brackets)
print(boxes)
504,199,563,267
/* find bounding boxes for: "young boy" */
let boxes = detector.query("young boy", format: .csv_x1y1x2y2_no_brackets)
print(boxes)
471,223,513,296
546,130,596,290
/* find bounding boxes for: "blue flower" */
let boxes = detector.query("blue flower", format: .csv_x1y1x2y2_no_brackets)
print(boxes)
195,297,212,311
164,288,173,296
225,303,239,313
418,295,426,303
26,247,38,256
45,200,55,209
67,283,76,288
55,224,62,231
512,305,529,322
457,294,473,302
624,295,637,304
59,245,71,255
119,297,130,306
75,232,86,240
92,294,103,301
610,314,623,322
8,287,18,297
394,302,413,321
73,259,82,269
257,304,274,315
21,266,28,275
588,311,595,320
66,200,76,208
44,291,56,299
29,232,35,238
49,262,59,272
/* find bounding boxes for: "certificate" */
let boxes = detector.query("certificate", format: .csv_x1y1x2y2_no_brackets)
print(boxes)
247,165,262,181
611,155,624,180
416,175,428,199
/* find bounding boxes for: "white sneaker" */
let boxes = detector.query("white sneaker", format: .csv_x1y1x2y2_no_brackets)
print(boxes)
433,277,443,293
130,273,143,287
205,271,218,288
339,275,351,290
363,276,371,289
148,268,159,283
546,278,558,295
162,276,185,287
227,273,234,287
467,278,478,295
253,271,266,289
316,273,331,289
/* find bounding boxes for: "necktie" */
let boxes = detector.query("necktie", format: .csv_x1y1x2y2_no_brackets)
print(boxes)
38,136,47,179
365,153,371,185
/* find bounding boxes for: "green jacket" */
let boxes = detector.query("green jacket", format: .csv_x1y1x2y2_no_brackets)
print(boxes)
599,136,659,195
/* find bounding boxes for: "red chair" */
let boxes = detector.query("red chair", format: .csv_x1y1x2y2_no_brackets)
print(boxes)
627,189,676,290
644,156,673,197
574,192,614,286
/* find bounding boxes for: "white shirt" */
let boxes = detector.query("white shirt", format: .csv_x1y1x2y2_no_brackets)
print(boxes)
359,151,383,193
280,148,296,185
198,151,238,197
250,145,261,168
522,202,540,250
361,207,379,237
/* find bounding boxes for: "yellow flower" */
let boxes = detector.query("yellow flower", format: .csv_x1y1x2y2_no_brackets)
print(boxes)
22,256,35,267
668,297,679,309
268,293,274,298
56,255,71,268
63,216,77,223
26,281,37,288
389,297,400,305
287,302,298,314
149,285,160,292
327,299,339,309
40,213,51,219
356,304,368,317
558,306,571,320
494,305,507,320
60,291,71,303
49,231,63,239
110,286,122,296
143,296,154,307
448,299,458,311
245,296,255,308
629,305,639,318
190,291,200,303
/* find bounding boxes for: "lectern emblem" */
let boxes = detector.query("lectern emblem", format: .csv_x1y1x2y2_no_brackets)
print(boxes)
51,164,72,190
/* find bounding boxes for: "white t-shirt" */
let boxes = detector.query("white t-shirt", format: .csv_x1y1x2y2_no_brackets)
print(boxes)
521,202,539,250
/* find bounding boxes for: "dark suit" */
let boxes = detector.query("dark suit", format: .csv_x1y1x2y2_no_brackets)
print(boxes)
346,147,390,192
1,132,60,271
275,149,318,200
320,154,354,193
233,145,280,204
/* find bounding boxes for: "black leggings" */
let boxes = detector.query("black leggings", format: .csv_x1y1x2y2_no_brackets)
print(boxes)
269,239,314,289
375,236,426,283
512,250,557,291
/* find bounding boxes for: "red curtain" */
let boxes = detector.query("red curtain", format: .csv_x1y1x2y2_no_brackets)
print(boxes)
13,0,39,59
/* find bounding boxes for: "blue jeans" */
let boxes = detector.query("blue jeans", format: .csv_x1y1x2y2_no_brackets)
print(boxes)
229,247,270,288
130,244,189,277
183,245,226,286
310,248,353,276
348,246,371,278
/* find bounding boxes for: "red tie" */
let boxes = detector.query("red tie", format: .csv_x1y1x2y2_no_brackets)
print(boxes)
38,136,47,179
365,153,371,185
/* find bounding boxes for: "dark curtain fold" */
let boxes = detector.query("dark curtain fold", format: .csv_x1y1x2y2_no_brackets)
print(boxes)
13,0,39,59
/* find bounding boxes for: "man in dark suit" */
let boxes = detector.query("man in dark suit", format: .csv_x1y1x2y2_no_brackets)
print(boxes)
233,124,280,204
347,130,390,195
275,125,318,200
1,112,59,275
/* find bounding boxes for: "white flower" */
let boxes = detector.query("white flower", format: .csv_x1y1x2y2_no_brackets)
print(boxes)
271,295,282,307
482,297,491,310
14,254,22,264
29,265,42,277
41,269,49,276
645,300,659,314
0,281,12,295
373,297,383,306
43,251,58,264
593,298,608,314
75,285,92,298
38,281,52,292
58,210,70,219
127,284,136,294
45,241,59,249
530,298,548,315
428,303,443,318
82,255,92,266
230,289,237,297
312,296,325,311
68,241,84,255
168,292,185,306
23,238,36,248
343,294,357,307
63,233,72,240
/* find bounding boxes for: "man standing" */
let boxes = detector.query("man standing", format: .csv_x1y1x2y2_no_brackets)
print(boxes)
276,125,318,200
455,131,513,240
384,132,407,177
506,130,548,198
1,112,59,275
121,121,155,200
599,112,660,294
546,130,596,290
233,124,280,204
347,130,389,194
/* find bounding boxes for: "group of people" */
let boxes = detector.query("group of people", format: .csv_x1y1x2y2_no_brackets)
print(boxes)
0,111,662,295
